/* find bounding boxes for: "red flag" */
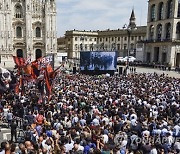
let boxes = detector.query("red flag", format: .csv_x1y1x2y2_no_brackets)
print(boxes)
13,56,26,67
15,83,19,94
44,69,52,99
23,64,32,75
46,64,53,74
14,75,24,95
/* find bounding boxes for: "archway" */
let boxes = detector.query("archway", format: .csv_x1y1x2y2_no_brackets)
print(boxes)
35,49,42,60
17,49,23,58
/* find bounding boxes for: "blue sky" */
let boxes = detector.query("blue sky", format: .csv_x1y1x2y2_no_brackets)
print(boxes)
56,0,148,37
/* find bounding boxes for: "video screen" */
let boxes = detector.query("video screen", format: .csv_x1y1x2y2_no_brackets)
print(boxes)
80,51,117,71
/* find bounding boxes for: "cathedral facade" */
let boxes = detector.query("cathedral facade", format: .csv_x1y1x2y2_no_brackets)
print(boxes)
0,0,57,66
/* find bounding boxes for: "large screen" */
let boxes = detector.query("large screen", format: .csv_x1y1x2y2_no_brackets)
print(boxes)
80,51,117,71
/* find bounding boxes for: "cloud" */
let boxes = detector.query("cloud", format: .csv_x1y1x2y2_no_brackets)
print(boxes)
56,0,148,36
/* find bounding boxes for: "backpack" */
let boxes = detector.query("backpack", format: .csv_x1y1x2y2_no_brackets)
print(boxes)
36,115,44,125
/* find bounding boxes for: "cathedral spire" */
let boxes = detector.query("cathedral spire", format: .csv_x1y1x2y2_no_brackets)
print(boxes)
129,9,136,28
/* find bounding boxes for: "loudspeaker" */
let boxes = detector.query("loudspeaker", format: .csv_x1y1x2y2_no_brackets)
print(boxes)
119,67,123,75
73,67,76,74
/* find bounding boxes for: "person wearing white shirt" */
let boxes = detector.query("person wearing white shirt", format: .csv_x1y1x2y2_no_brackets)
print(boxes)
73,139,84,152
150,147,158,154
102,115,109,126
72,115,79,125
130,113,137,121
92,118,99,126
65,140,74,153
174,125,180,136
102,134,109,144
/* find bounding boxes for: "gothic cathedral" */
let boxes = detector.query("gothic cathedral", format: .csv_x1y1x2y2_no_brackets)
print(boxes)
0,0,57,66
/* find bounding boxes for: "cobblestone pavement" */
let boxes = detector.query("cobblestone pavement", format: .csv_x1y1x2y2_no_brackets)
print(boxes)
0,122,11,143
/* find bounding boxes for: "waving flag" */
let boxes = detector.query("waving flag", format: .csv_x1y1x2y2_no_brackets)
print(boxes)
44,68,52,100
13,56,26,67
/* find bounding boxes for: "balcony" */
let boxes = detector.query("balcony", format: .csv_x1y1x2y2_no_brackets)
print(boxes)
143,38,173,43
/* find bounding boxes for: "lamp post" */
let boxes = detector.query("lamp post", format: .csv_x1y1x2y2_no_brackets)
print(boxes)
123,23,136,69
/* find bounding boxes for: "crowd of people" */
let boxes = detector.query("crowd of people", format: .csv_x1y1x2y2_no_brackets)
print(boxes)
0,71,179,154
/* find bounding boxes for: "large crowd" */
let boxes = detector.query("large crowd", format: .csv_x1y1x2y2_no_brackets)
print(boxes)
0,72,180,154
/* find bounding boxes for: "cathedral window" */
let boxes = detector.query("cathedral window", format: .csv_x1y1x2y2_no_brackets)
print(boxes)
176,22,180,40
158,2,164,20
167,0,173,19
16,26,22,38
178,0,180,17
165,23,171,40
157,24,162,40
36,27,41,38
15,5,22,18
150,4,156,21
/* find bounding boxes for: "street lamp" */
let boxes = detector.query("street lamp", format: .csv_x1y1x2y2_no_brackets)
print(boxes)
123,23,137,69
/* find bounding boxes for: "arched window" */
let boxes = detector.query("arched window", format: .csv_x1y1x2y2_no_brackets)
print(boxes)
178,0,180,17
16,26,22,38
36,27,41,37
176,22,180,40
149,25,154,40
35,49,42,59
167,0,173,19
15,5,22,18
157,24,162,40
124,44,127,50
158,2,164,20
151,4,156,21
17,49,23,58
165,23,171,40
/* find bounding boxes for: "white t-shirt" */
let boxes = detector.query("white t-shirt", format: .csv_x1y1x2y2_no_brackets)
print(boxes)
102,134,109,143
3,108,9,117
150,148,158,154
142,130,150,137
77,145,84,151
65,141,74,152
102,117,109,125
92,118,99,126
0,150,5,154
174,125,180,136
130,114,137,121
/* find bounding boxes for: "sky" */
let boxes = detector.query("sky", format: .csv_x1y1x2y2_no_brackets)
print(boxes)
56,0,148,37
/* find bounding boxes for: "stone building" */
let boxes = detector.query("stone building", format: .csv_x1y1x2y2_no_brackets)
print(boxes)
144,0,180,67
0,0,57,66
57,37,66,53
65,30,98,59
63,10,146,60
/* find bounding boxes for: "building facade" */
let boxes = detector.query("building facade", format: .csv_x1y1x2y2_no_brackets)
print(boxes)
0,0,57,66
63,11,146,60
97,26,146,58
65,30,98,59
145,0,180,67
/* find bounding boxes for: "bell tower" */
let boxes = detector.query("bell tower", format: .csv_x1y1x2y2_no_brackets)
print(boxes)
129,9,136,29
